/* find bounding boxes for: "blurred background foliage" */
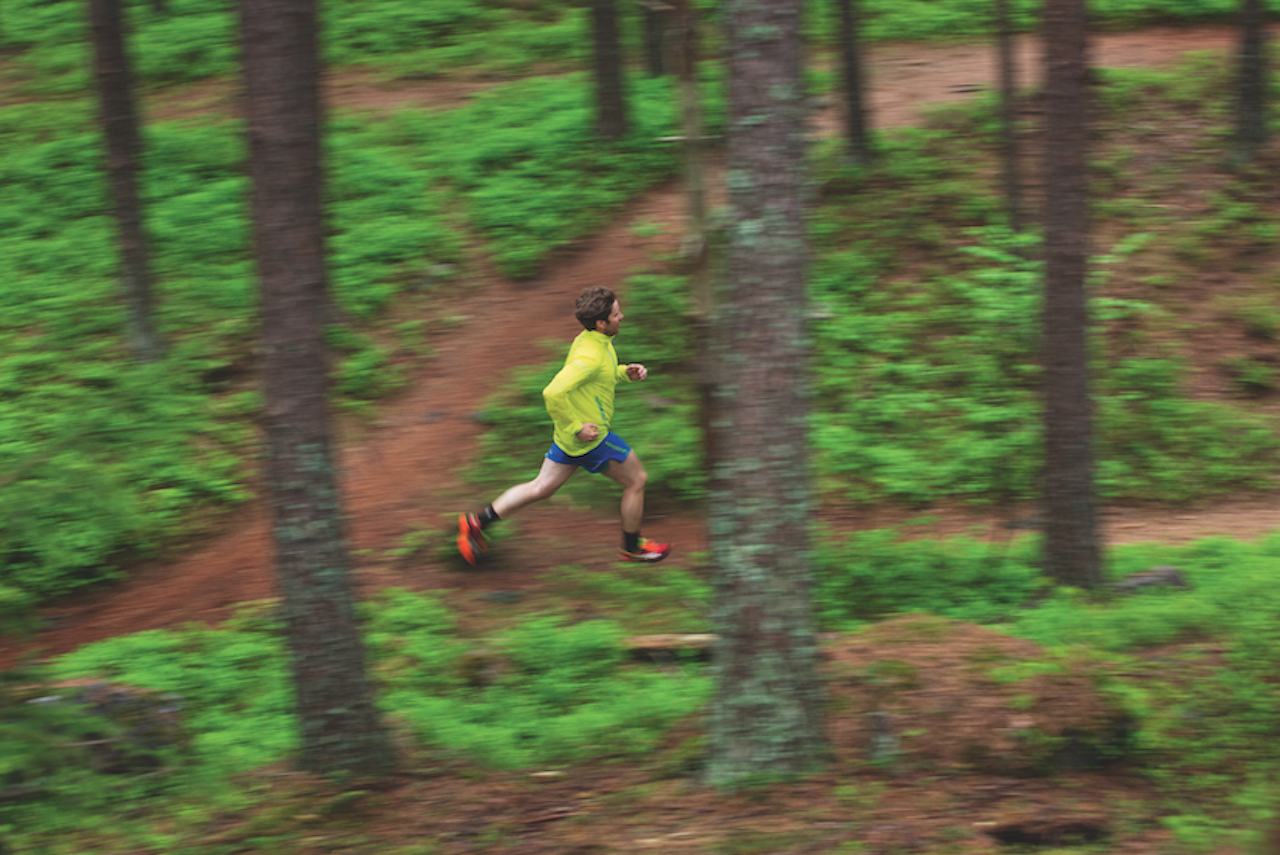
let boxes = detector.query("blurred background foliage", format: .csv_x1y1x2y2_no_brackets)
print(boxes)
6,0,1280,848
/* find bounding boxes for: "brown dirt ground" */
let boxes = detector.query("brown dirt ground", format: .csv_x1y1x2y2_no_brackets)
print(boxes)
10,25,1278,854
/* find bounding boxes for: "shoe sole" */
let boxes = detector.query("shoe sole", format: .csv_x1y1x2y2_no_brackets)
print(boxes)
619,549,670,563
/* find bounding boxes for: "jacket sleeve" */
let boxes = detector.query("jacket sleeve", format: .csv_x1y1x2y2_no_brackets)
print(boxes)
542,351,597,435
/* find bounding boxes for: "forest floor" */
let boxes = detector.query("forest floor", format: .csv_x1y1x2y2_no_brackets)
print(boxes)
18,25,1279,854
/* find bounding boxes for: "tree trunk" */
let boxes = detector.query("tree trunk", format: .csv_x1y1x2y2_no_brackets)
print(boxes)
996,0,1023,231
88,0,162,363
706,0,826,786
592,0,628,139
836,0,873,166
641,0,668,77
1230,0,1268,169
673,0,705,264
238,0,394,778
1041,0,1102,589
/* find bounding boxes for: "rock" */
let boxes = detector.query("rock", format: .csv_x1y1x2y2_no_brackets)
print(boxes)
623,634,717,661
1114,565,1190,594
27,681,189,775
72,683,187,772
984,806,1110,845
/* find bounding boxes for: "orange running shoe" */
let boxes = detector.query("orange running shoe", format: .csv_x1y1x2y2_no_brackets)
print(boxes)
619,537,670,563
457,513,487,566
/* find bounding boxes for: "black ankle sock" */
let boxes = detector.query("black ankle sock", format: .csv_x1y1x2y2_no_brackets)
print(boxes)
479,504,500,530
623,531,641,553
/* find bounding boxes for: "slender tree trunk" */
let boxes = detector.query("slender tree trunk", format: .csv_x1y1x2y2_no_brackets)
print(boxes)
1041,0,1101,589
1231,0,1269,169
592,0,628,139
238,0,394,778
836,0,873,165
88,0,162,363
996,0,1023,231
642,0,668,77
674,0,705,263
706,0,826,786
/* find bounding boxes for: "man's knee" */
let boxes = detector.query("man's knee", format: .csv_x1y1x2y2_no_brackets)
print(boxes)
622,460,648,491
529,478,562,502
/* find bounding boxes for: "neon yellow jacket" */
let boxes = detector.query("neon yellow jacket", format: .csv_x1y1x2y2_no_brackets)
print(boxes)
542,330,632,456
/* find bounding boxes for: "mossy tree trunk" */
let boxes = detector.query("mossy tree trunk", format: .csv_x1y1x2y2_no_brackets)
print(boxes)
1041,0,1102,590
705,0,827,787
238,0,394,778
836,0,873,166
1230,0,1269,169
592,0,628,139
995,0,1023,231
88,0,162,363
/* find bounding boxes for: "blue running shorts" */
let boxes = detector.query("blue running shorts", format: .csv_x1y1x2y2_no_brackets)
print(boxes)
546,431,632,474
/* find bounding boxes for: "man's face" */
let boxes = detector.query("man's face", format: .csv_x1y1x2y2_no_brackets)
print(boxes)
597,300,623,336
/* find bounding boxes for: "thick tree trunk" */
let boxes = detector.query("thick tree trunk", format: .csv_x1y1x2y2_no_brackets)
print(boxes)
706,0,826,786
836,0,873,166
1231,0,1269,168
996,0,1023,231
1041,0,1102,589
592,0,628,139
238,0,394,777
88,0,162,363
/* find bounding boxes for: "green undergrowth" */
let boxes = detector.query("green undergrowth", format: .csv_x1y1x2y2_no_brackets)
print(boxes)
1,588,707,849
7,530,1280,850
2,67,706,605
39,589,710,774
0,102,458,602
1,0,1261,97
474,57,1280,509
815,527,1280,850
381,71,720,277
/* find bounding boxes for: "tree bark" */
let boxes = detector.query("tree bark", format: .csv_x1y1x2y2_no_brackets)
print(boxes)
592,0,628,139
1230,0,1269,169
1041,0,1102,589
238,0,394,777
995,0,1023,231
706,0,826,786
88,0,162,363
836,0,873,166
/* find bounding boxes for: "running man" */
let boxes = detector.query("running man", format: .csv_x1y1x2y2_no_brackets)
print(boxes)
457,285,671,565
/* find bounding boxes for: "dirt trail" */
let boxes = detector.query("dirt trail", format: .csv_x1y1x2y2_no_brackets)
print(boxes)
12,25,1277,664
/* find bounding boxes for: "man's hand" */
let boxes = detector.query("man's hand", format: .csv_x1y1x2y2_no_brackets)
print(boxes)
626,363,648,382
577,423,601,442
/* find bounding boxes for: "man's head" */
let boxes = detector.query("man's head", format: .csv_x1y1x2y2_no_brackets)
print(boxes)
575,286,622,335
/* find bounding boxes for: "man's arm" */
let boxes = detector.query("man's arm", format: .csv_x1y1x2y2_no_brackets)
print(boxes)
623,363,647,382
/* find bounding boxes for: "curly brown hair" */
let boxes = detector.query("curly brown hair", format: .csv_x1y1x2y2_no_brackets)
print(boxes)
574,286,617,331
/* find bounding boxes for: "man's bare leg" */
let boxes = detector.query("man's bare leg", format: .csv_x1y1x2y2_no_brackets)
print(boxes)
458,457,576,565
602,451,647,533
603,452,667,561
491,456,577,519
